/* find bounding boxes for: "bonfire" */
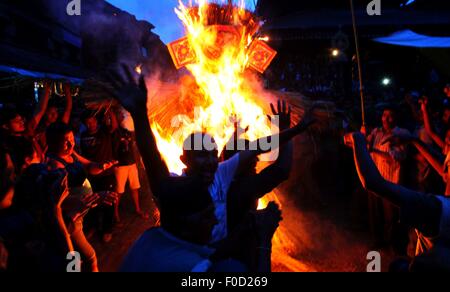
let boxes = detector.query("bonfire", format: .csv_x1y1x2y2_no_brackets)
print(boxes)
138,0,310,272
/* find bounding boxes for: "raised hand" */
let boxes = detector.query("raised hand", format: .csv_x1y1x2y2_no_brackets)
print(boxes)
63,82,72,97
105,63,148,116
268,99,292,131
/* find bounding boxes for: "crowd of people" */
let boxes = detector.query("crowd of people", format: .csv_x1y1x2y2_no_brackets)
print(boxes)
108,64,316,272
345,83,450,271
0,59,320,272
0,80,147,271
1,60,450,271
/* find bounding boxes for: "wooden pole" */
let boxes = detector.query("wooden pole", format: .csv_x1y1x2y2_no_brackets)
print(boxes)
350,0,366,127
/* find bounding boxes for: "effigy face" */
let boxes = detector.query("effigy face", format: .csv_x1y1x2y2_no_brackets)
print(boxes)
168,4,277,74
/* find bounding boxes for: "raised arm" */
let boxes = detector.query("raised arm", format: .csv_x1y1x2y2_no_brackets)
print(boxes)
238,101,294,200
347,132,426,207
267,100,294,180
28,81,52,133
104,64,170,195
421,97,445,149
229,141,293,207
131,110,171,192
412,139,446,179
61,83,73,125
238,102,315,175
346,132,442,236
383,132,446,179
411,138,450,196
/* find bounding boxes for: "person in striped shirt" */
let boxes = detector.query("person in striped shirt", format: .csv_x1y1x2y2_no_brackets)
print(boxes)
364,106,410,255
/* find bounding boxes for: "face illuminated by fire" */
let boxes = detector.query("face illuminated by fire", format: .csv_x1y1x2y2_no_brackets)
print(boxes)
60,132,76,157
5,114,26,134
382,109,396,131
181,132,219,186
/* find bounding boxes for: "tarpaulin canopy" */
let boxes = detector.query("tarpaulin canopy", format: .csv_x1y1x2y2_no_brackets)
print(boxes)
374,30,450,48
0,65,84,84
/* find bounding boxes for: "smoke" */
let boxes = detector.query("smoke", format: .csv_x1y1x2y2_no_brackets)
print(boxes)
236,78,375,271
39,0,377,272
269,118,375,272
74,1,175,78
273,195,373,272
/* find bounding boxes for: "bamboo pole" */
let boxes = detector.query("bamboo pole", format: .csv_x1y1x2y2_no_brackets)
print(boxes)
350,0,366,127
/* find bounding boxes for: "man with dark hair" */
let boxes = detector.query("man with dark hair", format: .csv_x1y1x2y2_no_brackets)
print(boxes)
120,175,282,272
221,102,294,270
106,63,315,271
80,110,118,194
364,106,411,255
30,82,73,153
45,122,118,270
80,111,118,242
120,177,219,272
223,102,294,233
112,108,146,222
0,109,41,174
80,111,117,172
0,81,67,170
345,132,450,271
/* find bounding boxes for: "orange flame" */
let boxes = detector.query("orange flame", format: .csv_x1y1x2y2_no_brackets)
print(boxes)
148,0,307,271
151,0,272,175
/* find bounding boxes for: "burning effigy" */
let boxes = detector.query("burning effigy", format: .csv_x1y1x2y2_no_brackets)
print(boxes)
150,0,277,175
6,0,446,274
139,0,313,272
